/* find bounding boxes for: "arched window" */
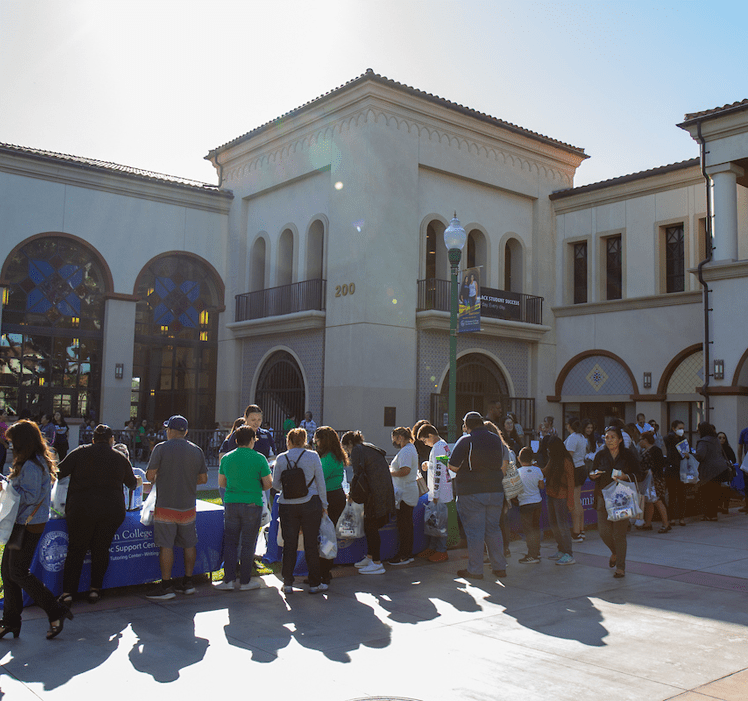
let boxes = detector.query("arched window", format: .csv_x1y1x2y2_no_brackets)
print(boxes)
467,229,488,283
277,229,294,287
132,255,222,428
504,238,523,292
425,220,448,279
306,220,324,280
1,236,108,419
255,350,305,444
250,238,266,292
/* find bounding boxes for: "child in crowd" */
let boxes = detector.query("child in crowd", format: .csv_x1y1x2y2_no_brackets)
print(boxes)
517,447,545,564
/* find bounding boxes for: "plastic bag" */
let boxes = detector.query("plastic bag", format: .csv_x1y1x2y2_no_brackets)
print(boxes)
680,454,699,484
260,490,271,528
140,484,157,526
0,481,21,545
336,501,365,539
318,514,338,559
602,479,643,522
639,470,658,504
423,500,448,538
502,464,524,501
49,475,70,519
277,525,304,550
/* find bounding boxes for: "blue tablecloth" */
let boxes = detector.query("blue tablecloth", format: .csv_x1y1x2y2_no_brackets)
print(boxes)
264,494,429,575
4,500,224,609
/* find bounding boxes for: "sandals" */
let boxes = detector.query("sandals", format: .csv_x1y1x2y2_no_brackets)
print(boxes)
609,556,617,569
613,570,626,578
46,606,74,640
87,589,101,604
58,593,73,606
658,525,672,533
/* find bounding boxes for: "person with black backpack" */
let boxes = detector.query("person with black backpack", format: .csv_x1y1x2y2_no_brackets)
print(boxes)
271,427,328,594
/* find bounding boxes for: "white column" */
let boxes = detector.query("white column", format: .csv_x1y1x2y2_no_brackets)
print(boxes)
707,162,744,261
99,297,137,426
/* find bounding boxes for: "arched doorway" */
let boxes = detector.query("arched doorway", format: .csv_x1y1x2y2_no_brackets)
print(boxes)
1,235,109,419
255,350,306,446
132,254,222,428
438,353,509,424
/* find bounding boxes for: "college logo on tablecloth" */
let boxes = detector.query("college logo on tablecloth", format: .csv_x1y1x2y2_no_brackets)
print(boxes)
39,531,69,572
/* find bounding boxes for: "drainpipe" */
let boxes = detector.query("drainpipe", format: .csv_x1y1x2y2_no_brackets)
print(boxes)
695,121,713,423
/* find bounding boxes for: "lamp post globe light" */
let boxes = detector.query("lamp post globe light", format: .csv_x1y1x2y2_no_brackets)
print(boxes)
443,213,466,443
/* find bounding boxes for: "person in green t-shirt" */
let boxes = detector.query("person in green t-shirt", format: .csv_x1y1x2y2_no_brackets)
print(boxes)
216,426,272,591
282,415,297,451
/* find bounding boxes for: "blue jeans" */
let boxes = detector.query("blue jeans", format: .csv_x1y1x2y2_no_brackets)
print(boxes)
457,492,506,574
427,534,448,553
547,496,573,556
223,502,262,585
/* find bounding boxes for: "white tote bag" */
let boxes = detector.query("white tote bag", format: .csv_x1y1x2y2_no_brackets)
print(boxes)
140,484,157,526
0,481,21,545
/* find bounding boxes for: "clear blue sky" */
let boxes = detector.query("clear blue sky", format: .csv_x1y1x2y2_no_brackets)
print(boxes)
1,0,745,187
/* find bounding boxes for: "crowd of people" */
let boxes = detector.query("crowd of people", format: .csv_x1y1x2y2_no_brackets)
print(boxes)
0,401,746,639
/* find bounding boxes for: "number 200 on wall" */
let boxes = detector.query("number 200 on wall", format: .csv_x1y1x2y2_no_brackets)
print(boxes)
335,283,355,297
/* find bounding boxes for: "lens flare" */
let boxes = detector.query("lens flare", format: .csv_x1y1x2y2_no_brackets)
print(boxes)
334,181,344,190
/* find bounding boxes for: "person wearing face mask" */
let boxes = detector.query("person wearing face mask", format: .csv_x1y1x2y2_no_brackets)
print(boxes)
388,427,420,566
664,420,688,526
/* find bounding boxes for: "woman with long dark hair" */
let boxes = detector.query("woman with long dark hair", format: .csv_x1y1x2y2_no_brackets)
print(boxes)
314,426,348,584
341,430,395,575
636,431,670,533
0,420,73,639
564,419,588,542
591,426,640,578
543,437,576,566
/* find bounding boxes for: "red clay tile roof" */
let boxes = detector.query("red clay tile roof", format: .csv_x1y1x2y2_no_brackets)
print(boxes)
206,69,587,159
549,158,700,199
681,99,748,124
0,141,225,193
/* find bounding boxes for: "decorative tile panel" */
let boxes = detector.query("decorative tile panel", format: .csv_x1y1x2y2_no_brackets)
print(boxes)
667,351,704,395
561,355,633,396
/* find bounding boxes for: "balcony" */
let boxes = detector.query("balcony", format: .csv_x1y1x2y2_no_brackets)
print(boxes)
417,279,544,325
235,279,326,322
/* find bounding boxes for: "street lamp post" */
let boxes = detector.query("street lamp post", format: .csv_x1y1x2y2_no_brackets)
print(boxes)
443,213,466,444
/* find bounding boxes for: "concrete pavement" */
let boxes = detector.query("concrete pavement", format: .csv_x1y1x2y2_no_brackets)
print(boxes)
1,506,747,700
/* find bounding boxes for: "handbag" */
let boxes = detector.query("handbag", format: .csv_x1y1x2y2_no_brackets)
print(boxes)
416,474,428,497
349,471,369,505
0,481,21,545
5,499,45,550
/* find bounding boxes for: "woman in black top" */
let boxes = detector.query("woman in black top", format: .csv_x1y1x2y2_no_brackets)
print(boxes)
57,424,137,604
591,426,639,578
52,411,69,460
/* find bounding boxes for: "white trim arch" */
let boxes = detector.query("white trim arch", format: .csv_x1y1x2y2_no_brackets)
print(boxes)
420,214,449,280
465,223,491,287
248,232,270,293
304,214,329,280
275,223,299,287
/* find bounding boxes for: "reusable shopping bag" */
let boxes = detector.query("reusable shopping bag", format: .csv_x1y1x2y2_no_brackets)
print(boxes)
502,463,524,501
260,490,271,528
423,500,448,538
680,454,699,484
49,475,70,519
0,480,21,545
639,470,658,504
140,484,157,526
336,501,365,539
318,514,338,559
602,479,643,522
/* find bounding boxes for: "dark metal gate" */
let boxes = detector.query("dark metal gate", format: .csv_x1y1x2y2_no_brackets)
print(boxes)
254,351,305,449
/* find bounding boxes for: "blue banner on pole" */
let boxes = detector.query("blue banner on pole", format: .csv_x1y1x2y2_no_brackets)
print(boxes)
458,266,481,333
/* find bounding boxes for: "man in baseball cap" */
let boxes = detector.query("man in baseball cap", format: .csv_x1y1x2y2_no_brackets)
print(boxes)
146,414,207,599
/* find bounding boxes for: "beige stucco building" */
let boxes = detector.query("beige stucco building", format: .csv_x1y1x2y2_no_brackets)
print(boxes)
1,72,746,448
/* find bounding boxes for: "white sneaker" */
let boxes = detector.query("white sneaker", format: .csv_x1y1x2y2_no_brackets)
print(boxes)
359,562,386,575
354,556,373,568
309,583,329,594
239,580,261,591
213,580,235,591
